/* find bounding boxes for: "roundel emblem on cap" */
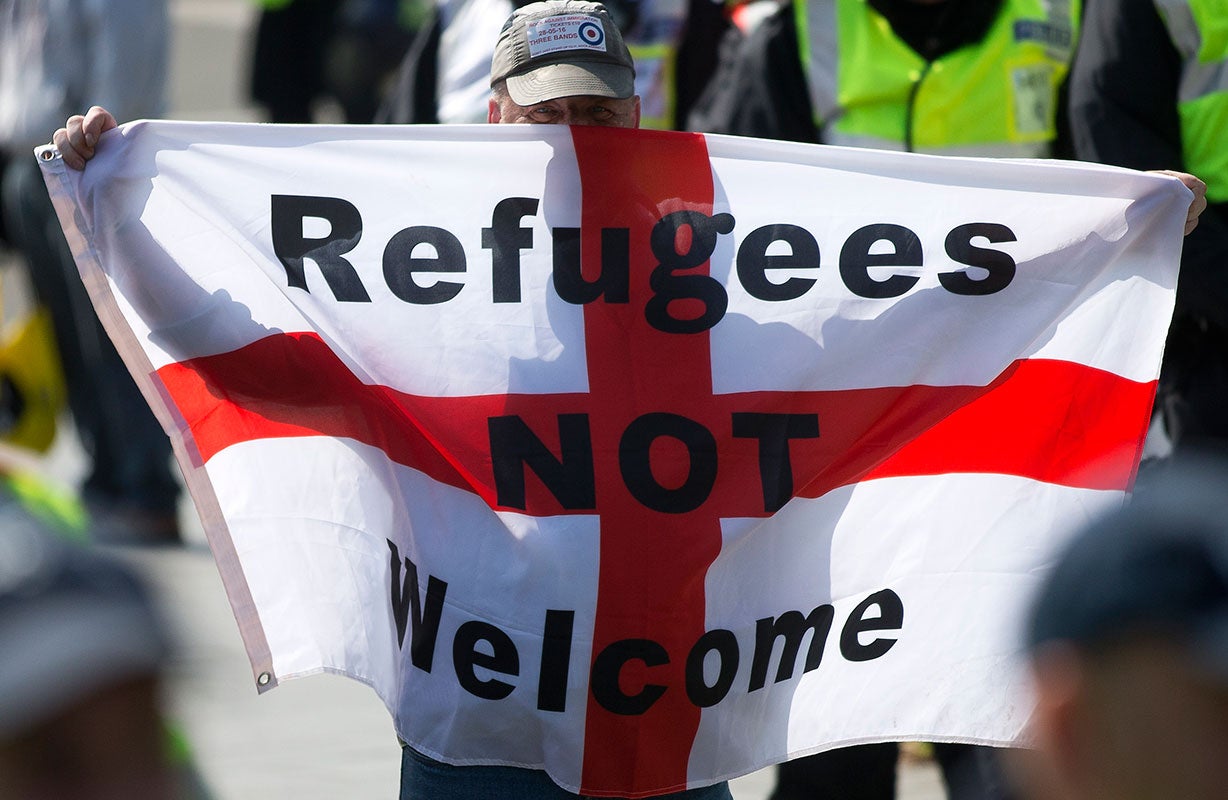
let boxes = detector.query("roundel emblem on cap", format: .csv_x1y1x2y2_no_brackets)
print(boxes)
578,20,605,46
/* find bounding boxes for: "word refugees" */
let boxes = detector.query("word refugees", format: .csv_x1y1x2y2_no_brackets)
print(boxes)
271,195,1019,334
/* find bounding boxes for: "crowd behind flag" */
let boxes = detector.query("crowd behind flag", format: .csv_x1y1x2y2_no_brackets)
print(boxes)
39,120,1189,796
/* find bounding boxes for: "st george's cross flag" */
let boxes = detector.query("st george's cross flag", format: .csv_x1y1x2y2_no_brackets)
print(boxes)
40,121,1188,797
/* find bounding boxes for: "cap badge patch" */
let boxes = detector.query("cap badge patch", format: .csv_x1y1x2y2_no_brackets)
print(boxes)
526,14,608,57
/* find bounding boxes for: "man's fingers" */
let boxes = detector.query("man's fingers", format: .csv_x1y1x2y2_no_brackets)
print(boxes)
83,105,118,146
54,115,88,170
1185,182,1208,235
1155,169,1208,235
53,107,118,171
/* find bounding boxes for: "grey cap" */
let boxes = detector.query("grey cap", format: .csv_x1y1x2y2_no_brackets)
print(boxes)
0,494,169,739
1026,454,1228,676
490,0,635,106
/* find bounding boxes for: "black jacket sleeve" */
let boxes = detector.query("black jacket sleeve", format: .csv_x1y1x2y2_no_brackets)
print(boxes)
1069,0,1228,331
684,2,819,143
673,0,732,130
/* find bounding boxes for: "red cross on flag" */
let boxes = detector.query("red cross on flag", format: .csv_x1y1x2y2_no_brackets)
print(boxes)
40,122,1187,797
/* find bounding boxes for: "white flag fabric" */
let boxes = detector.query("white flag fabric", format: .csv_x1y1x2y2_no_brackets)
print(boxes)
40,121,1187,797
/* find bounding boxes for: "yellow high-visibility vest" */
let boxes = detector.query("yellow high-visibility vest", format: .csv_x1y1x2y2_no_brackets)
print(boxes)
1156,0,1228,202
797,0,1080,156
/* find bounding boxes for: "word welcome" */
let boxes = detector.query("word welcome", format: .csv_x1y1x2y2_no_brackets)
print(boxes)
271,195,1019,334
388,540,904,715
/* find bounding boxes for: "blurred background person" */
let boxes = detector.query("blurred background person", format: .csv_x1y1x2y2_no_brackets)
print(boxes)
1016,452,1228,800
325,0,423,122
375,0,515,124
248,0,343,122
688,0,1078,159
0,0,184,544
249,0,419,122
0,449,209,799
376,0,730,129
1068,0,1228,454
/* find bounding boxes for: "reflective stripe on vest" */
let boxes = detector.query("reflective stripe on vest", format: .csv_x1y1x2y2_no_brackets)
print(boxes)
798,0,1079,156
629,42,679,130
0,472,87,543
626,0,689,130
1155,0,1228,202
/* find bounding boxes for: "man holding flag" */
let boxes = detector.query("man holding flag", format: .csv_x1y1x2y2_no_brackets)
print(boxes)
49,2,1206,799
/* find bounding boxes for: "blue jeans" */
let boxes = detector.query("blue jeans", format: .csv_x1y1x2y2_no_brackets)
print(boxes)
400,745,734,800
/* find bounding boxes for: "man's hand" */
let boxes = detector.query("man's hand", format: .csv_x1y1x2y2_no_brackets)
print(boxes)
1154,170,1208,235
52,106,118,170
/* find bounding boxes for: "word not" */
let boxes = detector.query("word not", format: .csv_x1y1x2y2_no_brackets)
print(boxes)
490,411,819,514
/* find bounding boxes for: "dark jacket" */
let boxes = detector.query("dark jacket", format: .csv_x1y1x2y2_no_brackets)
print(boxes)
1069,0,1228,446
1070,0,1228,333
